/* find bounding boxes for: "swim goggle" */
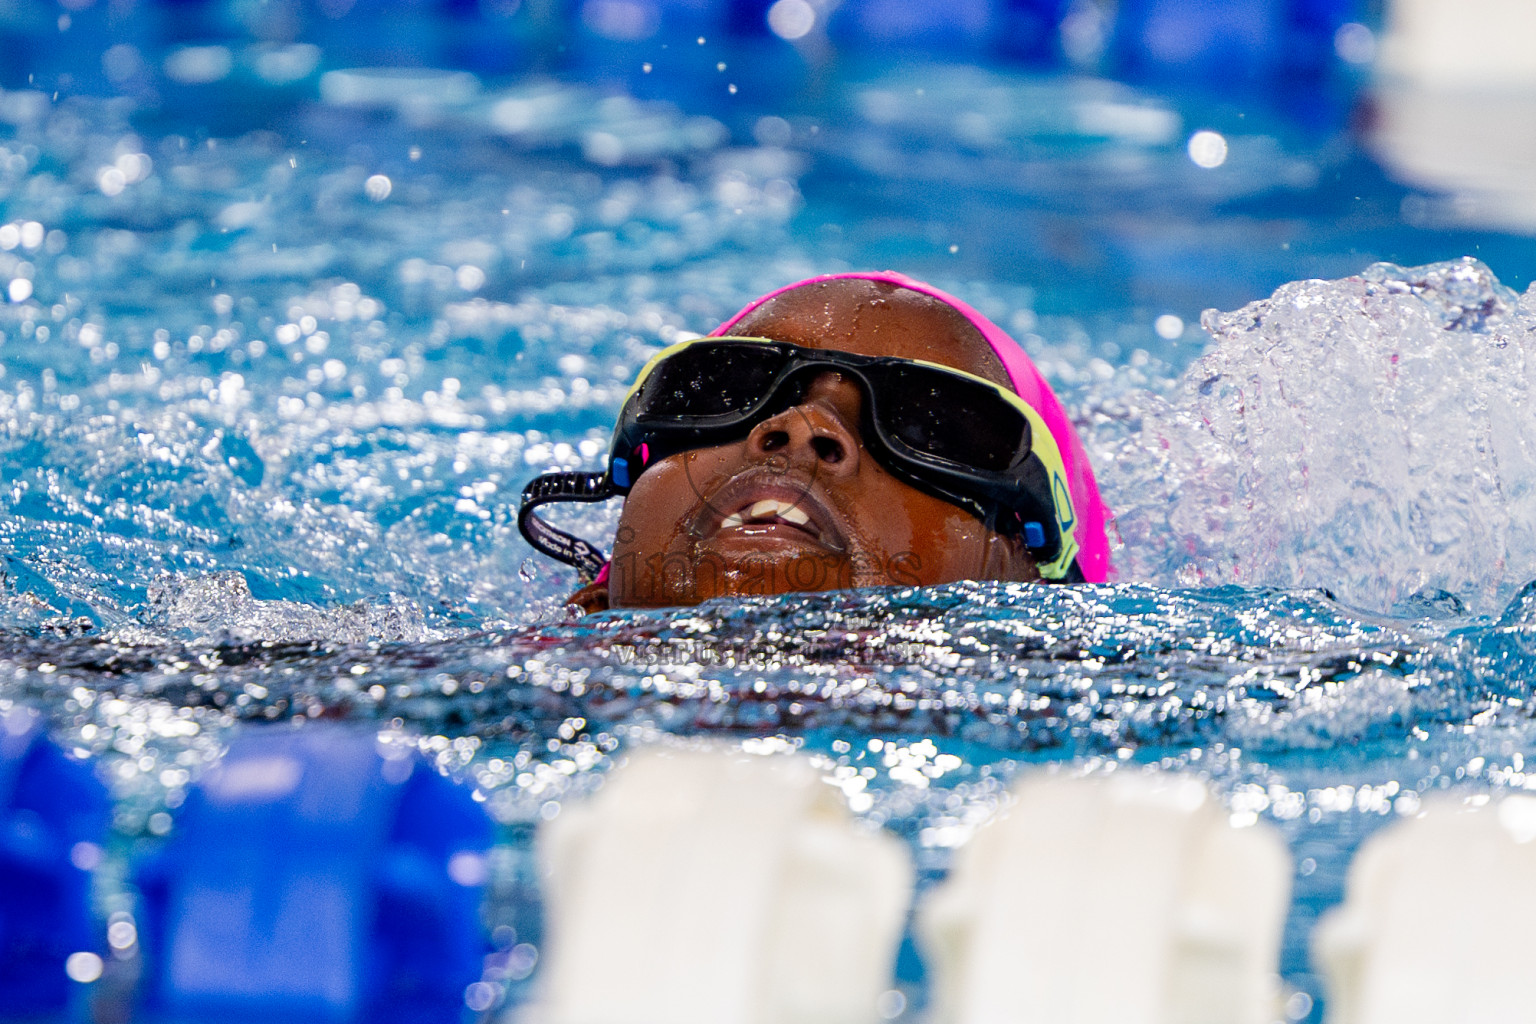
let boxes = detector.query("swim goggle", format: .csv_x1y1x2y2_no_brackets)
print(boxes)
518,337,1083,582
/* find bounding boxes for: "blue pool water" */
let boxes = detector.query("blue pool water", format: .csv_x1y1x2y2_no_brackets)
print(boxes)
6,8,1536,1019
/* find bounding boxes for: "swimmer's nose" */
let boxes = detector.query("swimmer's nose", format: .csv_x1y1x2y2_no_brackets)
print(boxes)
747,373,862,475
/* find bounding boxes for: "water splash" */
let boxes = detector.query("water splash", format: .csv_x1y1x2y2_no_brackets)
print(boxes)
1099,257,1536,615
136,571,435,645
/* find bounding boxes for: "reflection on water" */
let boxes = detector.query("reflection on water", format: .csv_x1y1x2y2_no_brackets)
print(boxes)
8,571,1536,1008
11,577,1530,792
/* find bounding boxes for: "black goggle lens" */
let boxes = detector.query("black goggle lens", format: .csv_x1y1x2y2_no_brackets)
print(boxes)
638,343,785,418
870,363,1027,472
637,342,1027,474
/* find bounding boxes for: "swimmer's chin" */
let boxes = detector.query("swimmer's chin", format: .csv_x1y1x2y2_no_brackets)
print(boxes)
568,544,856,612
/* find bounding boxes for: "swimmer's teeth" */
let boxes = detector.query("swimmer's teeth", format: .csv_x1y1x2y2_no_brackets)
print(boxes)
749,499,784,520
722,499,811,528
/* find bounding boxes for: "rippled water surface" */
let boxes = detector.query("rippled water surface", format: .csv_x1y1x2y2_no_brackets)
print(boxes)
5,41,1536,1018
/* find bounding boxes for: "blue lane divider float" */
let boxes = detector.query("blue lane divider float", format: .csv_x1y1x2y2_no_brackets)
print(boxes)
1111,0,1363,82
134,724,493,1024
0,707,110,1020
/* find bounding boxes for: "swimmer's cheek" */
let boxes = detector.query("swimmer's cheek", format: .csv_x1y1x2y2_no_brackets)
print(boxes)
603,550,734,607
885,551,923,586
566,579,609,615
612,550,702,607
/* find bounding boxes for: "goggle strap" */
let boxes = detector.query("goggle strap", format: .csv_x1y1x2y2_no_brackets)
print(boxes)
516,468,1083,584
517,472,613,581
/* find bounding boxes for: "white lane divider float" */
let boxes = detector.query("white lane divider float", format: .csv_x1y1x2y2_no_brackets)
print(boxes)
1314,793,1536,1024
918,771,1292,1024
535,744,914,1024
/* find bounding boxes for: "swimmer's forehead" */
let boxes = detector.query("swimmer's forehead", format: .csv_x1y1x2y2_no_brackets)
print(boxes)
727,279,1013,390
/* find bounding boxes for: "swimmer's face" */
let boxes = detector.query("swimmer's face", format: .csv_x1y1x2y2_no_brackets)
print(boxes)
574,279,1039,611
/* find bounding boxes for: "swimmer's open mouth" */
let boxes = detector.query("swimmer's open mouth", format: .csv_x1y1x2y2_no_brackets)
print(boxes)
695,474,846,551
721,497,813,530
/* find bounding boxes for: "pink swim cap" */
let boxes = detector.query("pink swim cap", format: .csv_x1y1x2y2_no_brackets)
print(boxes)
713,271,1113,583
